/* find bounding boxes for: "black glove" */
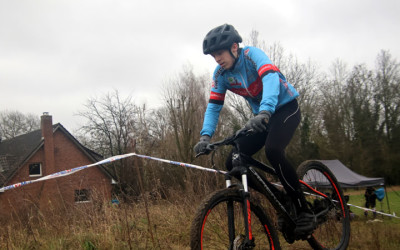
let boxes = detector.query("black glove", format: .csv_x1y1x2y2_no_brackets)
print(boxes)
245,111,271,133
194,135,211,155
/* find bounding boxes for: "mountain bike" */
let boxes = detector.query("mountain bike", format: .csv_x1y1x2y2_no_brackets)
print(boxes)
190,129,350,250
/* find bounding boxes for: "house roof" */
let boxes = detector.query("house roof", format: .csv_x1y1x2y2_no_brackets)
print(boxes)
0,129,43,186
0,123,114,187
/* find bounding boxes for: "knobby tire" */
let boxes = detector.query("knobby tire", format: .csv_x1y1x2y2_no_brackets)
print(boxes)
190,187,280,250
297,160,351,250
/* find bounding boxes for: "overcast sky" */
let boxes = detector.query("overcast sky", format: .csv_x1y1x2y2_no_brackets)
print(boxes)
1,0,399,131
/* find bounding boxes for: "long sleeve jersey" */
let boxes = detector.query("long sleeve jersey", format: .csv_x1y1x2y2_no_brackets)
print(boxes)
200,46,299,137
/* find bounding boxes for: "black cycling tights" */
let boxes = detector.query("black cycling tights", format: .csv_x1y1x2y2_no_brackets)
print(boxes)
226,99,306,210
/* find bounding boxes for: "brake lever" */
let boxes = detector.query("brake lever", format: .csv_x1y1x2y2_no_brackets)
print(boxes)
195,144,215,158
195,129,253,158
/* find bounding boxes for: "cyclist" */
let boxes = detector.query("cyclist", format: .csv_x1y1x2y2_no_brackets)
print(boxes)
194,24,315,236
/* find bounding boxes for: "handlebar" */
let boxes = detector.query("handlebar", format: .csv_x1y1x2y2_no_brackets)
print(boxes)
195,128,253,158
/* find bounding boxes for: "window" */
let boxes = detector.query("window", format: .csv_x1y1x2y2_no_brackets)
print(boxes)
29,163,42,177
75,189,90,203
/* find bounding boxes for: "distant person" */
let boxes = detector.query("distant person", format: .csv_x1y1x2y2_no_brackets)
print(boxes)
344,195,356,220
364,187,377,218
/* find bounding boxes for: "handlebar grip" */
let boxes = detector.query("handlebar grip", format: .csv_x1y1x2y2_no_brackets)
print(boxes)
195,128,253,158
235,128,255,138
195,144,215,158
206,144,215,151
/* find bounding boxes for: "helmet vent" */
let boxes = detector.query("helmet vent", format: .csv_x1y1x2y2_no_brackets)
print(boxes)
210,37,217,46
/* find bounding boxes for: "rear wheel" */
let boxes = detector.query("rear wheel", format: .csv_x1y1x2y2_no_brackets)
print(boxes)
190,187,280,250
297,161,351,250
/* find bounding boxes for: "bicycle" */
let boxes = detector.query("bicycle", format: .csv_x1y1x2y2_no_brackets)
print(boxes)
190,129,351,250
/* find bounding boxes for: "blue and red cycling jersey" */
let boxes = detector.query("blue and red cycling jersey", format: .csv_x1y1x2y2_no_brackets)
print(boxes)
200,46,299,137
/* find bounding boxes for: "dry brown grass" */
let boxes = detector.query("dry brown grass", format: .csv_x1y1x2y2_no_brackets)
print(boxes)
0,191,399,249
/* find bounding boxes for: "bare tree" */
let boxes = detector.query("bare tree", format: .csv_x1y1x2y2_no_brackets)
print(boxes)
244,29,267,52
374,50,400,142
372,50,400,184
345,65,380,173
284,57,325,162
0,111,40,140
317,60,353,160
225,92,252,128
76,90,149,196
77,90,138,157
162,64,209,163
146,108,169,143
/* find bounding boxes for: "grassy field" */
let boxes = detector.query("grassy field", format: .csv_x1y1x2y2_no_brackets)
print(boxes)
0,187,399,249
344,186,400,218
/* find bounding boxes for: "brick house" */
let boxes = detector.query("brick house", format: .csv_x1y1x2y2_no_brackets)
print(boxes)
0,113,115,216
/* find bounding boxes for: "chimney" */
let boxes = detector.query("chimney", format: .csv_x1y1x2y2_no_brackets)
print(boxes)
41,112,55,174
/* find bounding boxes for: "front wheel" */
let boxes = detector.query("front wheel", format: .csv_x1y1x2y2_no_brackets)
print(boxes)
297,160,351,250
190,187,280,250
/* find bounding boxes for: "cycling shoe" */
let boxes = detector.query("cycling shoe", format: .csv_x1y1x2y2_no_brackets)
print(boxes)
294,212,317,239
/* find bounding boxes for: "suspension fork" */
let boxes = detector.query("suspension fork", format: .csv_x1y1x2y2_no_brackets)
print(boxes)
241,172,253,243
225,169,254,248
225,174,236,245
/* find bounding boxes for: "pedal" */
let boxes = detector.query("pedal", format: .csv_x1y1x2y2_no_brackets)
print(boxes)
282,229,295,244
